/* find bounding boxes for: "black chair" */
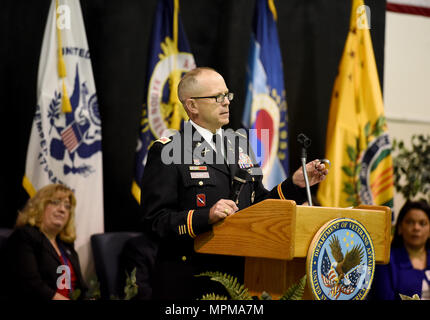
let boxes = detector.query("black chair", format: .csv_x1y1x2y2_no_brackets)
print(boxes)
0,228,13,251
0,228,13,300
120,232,159,300
91,232,141,299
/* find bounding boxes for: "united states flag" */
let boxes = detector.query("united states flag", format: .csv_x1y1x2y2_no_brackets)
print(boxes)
321,250,332,278
61,122,82,153
321,249,357,299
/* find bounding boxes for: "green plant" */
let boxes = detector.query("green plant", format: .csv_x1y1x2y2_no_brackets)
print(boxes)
392,134,430,203
85,274,101,300
399,293,420,300
86,268,138,300
70,289,82,300
278,274,307,300
123,268,139,300
196,271,253,300
196,271,306,300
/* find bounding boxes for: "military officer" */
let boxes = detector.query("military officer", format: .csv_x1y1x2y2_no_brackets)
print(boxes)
140,67,328,299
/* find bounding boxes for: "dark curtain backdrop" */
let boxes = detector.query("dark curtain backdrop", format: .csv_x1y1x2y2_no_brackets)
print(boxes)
0,0,386,231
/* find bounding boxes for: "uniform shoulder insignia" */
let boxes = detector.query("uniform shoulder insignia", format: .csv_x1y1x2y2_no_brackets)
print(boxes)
149,136,172,150
155,137,172,144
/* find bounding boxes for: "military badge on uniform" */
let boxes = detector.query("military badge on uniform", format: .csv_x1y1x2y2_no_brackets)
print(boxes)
306,218,375,300
238,152,254,169
196,194,206,207
189,166,207,171
190,172,209,179
178,225,187,235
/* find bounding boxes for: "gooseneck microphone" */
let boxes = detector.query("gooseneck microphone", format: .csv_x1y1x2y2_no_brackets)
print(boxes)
230,169,250,204
297,133,313,206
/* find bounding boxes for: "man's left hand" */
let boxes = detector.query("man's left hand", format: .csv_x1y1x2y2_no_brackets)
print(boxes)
292,159,329,188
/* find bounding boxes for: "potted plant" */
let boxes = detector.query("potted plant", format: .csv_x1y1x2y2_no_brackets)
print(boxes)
196,271,307,300
392,134,430,203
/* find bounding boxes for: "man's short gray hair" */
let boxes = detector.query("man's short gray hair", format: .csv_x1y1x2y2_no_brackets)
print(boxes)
177,67,218,103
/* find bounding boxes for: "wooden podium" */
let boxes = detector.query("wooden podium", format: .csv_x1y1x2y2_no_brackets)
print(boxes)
194,199,392,299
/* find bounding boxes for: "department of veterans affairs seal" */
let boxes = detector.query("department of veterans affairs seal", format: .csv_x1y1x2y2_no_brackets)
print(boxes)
306,218,375,300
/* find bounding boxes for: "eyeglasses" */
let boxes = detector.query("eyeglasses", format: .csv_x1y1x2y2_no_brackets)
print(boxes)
191,92,234,103
48,199,72,211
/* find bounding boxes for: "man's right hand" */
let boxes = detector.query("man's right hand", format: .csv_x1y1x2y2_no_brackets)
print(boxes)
208,199,239,224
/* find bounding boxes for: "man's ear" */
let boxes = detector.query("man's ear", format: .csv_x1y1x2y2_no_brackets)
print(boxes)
185,99,198,115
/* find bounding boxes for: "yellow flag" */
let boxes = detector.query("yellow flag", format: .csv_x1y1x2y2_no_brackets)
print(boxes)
317,0,394,209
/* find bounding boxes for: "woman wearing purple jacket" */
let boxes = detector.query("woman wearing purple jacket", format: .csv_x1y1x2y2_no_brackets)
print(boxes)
369,200,430,300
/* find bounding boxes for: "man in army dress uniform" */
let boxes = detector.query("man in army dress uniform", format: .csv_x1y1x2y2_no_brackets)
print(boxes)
140,67,328,299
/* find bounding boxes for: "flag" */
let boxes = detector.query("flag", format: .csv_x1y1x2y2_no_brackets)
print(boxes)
132,0,195,203
242,0,289,190
317,0,394,210
387,0,430,17
23,0,104,279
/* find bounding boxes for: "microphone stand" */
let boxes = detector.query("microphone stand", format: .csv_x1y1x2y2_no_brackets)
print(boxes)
298,134,313,206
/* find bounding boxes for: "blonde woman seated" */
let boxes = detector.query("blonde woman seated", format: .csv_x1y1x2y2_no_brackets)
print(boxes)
4,184,87,300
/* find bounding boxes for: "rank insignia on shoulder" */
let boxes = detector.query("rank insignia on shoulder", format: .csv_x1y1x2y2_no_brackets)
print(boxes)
155,137,171,144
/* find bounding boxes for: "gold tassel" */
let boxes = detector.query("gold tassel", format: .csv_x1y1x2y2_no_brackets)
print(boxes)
56,0,71,113
58,52,67,78
168,0,184,130
268,0,278,21
61,80,72,113
22,176,37,198
56,0,66,78
173,0,179,45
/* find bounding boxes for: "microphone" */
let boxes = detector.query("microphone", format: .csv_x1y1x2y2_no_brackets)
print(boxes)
297,133,311,156
230,169,250,204
297,133,313,206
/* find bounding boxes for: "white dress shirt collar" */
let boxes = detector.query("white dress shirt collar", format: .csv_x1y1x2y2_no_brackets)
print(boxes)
189,120,224,155
189,120,222,144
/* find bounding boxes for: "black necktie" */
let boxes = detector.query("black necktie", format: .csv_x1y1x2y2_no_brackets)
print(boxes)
212,134,223,164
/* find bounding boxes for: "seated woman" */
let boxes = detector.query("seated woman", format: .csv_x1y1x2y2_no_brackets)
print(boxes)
369,200,430,300
4,184,87,300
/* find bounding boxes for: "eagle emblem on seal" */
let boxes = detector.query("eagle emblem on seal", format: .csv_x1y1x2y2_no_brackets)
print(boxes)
321,235,365,299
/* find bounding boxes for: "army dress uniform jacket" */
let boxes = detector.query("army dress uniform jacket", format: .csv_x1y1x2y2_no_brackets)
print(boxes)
140,123,307,299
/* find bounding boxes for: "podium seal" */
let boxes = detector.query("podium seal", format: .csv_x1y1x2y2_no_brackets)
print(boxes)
306,218,375,300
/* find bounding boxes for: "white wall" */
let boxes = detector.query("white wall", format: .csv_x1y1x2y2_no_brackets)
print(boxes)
384,11,430,218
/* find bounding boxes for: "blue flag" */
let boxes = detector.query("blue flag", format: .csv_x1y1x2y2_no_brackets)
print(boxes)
242,0,288,189
132,0,195,203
